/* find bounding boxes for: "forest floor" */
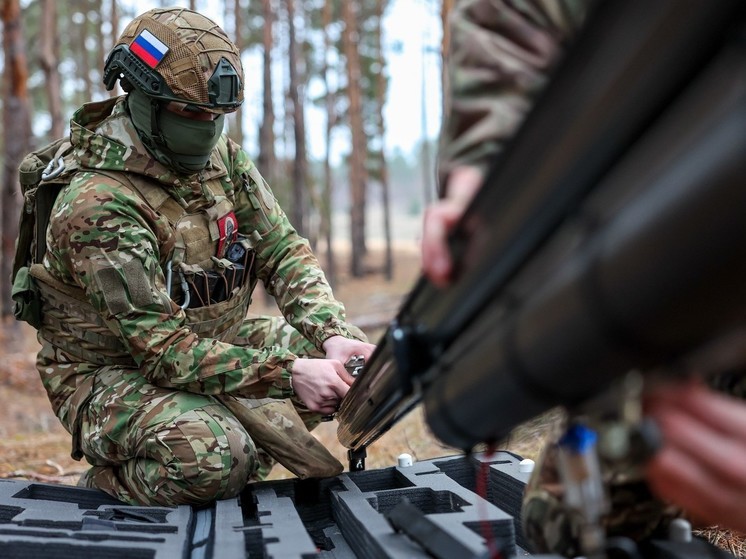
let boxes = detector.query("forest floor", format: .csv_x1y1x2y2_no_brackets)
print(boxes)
0,243,742,555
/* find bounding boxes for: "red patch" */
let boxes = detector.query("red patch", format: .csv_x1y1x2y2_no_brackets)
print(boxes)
217,212,238,258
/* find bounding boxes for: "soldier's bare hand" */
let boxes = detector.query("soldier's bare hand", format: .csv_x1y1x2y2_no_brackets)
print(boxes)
644,380,746,532
291,358,354,415
322,336,375,371
422,165,483,288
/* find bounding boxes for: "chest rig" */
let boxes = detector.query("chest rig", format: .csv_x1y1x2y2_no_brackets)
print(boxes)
31,168,257,367
131,171,255,310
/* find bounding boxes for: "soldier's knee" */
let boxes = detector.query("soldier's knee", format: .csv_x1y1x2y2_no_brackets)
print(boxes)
155,405,255,505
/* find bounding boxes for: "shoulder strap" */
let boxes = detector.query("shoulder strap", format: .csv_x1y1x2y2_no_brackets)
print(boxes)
93,170,186,225
216,135,231,173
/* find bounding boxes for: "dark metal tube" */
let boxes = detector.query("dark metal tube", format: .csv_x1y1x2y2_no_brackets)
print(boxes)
424,40,746,448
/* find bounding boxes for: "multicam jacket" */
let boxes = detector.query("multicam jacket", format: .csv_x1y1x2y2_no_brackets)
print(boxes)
36,96,355,435
438,0,590,189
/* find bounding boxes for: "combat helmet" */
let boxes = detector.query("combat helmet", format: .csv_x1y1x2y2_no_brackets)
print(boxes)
103,7,243,113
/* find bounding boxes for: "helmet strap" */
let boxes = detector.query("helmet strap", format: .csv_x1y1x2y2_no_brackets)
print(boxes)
145,99,186,168
149,99,167,147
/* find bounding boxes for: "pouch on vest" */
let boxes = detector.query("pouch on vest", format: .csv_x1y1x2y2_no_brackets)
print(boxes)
11,138,77,328
11,266,42,328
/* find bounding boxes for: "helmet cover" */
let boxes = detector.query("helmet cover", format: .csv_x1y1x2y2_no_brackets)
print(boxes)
103,8,243,113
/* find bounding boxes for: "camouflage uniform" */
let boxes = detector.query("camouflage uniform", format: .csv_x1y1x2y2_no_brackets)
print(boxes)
521,418,679,557
438,0,589,188
442,1,746,556
34,96,362,506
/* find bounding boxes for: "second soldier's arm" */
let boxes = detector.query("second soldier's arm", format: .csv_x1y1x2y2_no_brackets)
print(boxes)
438,0,589,187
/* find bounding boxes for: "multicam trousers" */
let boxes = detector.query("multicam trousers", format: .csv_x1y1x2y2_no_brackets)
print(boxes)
78,316,341,506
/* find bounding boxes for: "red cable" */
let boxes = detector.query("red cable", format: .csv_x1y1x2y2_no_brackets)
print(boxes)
476,443,503,559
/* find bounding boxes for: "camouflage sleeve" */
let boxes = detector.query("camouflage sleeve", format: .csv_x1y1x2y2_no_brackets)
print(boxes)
438,0,590,190
226,139,361,350
47,172,295,400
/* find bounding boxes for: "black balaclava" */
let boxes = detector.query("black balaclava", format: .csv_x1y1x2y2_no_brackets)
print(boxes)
127,89,225,174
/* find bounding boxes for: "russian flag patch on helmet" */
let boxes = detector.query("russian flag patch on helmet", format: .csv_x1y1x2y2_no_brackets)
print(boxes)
130,29,169,69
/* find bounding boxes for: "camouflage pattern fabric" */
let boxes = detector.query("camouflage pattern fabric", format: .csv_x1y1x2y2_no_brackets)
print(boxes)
76,316,346,504
38,96,363,505
76,368,256,506
438,0,591,190
219,316,351,481
522,438,679,557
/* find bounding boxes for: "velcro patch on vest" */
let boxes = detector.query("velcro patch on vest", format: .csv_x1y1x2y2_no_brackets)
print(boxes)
247,166,275,210
95,260,159,316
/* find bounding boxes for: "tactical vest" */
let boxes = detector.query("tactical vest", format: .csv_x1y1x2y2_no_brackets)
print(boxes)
31,167,258,367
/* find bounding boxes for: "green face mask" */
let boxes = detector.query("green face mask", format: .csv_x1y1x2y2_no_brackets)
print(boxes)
127,89,225,174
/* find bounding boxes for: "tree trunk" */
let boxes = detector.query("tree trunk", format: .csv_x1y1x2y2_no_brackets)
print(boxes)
1,0,32,316
93,0,107,98
258,0,277,190
75,0,93,107
286,0,308,238
441,0,454,120
341,0,367,277
39,0,64,140
230,0,246,149
420,22,434,208
109,0,120,97
376,0,393,281
320,0,336,286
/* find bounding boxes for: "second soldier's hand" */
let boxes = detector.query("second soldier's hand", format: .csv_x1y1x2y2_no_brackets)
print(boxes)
291,358,355,415
422,165,483,287
644,380,746,532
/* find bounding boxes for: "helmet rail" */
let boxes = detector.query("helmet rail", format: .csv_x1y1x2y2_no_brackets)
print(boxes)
102,8,243,113
103,44,242,111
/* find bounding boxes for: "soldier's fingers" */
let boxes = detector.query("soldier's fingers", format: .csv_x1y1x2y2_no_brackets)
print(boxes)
646,444,746,532
308,396,338,414
336,367,355,386
330,374,352,397
356,343,376,360
317,404,338,416
646,381,746,440
445,165,484,206
326,359,355,386
422,206,455,287
649,401,746,488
